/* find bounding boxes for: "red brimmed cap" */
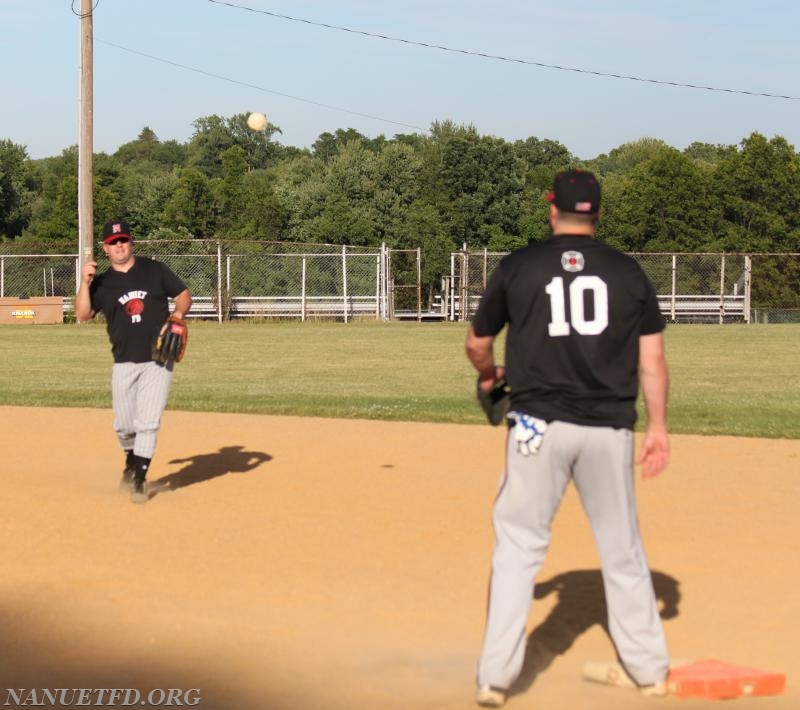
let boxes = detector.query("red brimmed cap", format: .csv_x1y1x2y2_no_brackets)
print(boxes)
546,169,601,214
102,219,133,244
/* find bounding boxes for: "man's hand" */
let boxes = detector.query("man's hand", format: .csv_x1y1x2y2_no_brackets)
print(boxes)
637,426,669,478
476,371,510,426
81,260,97,285
477,365,506,393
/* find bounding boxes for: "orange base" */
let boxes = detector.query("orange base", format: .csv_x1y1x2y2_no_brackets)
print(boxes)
667,659,786,700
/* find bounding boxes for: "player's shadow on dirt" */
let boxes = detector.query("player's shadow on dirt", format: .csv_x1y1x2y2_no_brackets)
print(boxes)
150,445,272,495
509,568,680,697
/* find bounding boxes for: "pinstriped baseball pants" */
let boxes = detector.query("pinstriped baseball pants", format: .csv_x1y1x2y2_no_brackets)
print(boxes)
111,361,173,459
476,421,669,690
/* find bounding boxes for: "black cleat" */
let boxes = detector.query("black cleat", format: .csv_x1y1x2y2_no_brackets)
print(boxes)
130,479,149,504
119,464,136,491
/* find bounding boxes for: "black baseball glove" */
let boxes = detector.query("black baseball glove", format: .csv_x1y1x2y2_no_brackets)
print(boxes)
476,376,510,426
152,314,188,366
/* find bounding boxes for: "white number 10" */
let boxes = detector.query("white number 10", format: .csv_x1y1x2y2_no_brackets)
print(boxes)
545,275,609,336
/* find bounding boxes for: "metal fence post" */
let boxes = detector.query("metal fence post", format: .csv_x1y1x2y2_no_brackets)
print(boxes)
417,246,422,322
342,245,348,323
216,241,223,324
1,257,5,297
461,247,469,322
374,253,380,319
719,255,726,324
670,254,677,322
448,253,455,321
301,256,307,322
384,243,389,320
744,254,752,324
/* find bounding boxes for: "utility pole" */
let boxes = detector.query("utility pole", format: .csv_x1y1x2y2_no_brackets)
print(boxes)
78,0,94,272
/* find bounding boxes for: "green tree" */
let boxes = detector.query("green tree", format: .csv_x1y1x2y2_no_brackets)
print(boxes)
272,153,327,242
306,141,381,245
423,121,526,248
114,170,181,238
163,167,218,237
713,132,800,252
0,139,34,238
234,170,289,240
228,112,283,170
597,146,716,252
26,147,79,242
683,141,736,166
115,127,160,165
312,128,385,162
588,137,672,176
215,145,249,234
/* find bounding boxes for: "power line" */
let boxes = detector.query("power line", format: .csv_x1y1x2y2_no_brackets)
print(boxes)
96,39,429,133
70,0,100,19
208,0,800,102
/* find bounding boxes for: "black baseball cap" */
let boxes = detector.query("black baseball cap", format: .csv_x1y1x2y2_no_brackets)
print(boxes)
546,169,601,214
102,219,133,244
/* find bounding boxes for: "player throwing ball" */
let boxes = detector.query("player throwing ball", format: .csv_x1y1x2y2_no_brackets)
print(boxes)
466,170,671,706
75,219,192,504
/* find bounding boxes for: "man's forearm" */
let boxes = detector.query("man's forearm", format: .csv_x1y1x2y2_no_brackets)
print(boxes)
74,283,93,323
640,358,669,429
465,327,496,381
172,290,192,319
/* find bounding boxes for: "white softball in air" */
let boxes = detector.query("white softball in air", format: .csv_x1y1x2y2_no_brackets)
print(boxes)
247,112,268,131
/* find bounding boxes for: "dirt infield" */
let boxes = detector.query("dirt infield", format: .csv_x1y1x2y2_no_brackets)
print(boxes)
2,406,797,709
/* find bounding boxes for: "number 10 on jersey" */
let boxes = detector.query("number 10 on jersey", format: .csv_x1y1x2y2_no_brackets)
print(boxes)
545,275,609,336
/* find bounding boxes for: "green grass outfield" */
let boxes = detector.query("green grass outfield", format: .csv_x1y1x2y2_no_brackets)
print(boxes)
0,321,797,438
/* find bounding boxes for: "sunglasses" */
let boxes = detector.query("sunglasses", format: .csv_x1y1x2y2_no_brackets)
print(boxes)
106,237,131,246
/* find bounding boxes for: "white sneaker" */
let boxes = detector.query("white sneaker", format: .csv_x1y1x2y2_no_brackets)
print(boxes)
640,680,668,698
475,685,506,707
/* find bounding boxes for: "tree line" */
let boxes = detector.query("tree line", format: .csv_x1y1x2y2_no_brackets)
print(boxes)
1,114,799,295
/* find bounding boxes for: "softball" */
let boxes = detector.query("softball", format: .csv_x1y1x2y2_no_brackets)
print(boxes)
247,112,268,131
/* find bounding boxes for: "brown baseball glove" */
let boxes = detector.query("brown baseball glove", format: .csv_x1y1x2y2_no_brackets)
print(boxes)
152,314,188,366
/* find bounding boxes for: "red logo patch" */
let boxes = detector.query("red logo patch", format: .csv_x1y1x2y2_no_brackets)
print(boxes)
125,299,144,316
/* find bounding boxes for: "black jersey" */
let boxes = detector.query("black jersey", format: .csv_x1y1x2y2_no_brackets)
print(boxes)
471,235,664,429
89,257,187,364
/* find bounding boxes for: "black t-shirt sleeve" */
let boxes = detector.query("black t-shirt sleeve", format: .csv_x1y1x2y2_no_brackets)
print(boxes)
640,275,665,335
88,274,104,315
159,262,188,298
471,262,509,337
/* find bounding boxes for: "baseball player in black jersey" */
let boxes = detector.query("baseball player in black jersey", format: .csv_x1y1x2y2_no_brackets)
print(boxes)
466,170,670,707
75,220,192,504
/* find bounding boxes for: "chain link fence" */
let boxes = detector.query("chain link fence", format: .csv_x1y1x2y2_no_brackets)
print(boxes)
450,250,800,324
0,254,78,300
0,240,421,322
2,241,797,324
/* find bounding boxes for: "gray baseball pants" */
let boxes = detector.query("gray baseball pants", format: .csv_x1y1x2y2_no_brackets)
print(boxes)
476,420,668,690
111,361,173,460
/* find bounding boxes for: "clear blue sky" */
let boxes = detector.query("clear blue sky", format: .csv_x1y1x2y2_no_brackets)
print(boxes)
3,1,799,160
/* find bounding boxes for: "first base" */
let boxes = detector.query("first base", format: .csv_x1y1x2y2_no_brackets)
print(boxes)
583,658,786,700
667,659,786,700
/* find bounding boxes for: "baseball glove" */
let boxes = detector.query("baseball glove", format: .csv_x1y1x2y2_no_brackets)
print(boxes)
476,376,511,426
152,314,188,366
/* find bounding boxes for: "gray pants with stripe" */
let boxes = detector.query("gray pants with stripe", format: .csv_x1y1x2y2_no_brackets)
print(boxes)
476,420,668,690
111,361,173,460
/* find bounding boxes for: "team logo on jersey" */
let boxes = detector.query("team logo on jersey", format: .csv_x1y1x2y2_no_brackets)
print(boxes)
118,290,148,323
561,251,585,273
